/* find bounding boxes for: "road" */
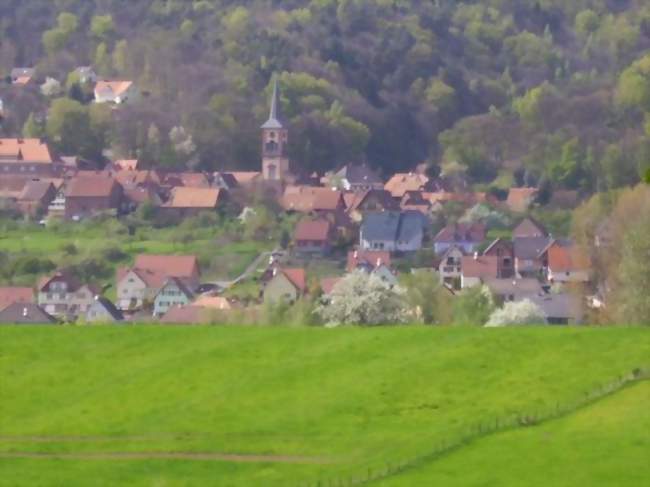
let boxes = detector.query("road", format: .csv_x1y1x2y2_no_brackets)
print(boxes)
210,249,285,290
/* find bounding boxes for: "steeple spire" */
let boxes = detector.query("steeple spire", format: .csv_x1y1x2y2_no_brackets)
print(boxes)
261,75,284,129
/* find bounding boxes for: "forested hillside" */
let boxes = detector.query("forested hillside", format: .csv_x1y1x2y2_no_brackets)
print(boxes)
1,0,650,192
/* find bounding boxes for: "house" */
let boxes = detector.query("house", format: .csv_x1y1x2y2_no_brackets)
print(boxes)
116,255,200,311
345,189,398,223
513,217,548,239
193,295,234,311
400,191,433,216
293,218,333,254
281,186,346,214
0,303,57,324
529,292,583,325
0,138,60,176
433,223,486,254
483,238,515,278
360,211,424,252
86,296,124,323
37,271,98,318
112,159,140,171
16,180,56,217
483,278,543,305
94,80,138,104
160,305,211,324
384,173,430,198
347,249,391,272
153,278,195,317
513,237,552,278
74,66,98,84
0,287,34,312
161,187,223,216
319,277,342,296
506,187,538,213
263,268,307,304
438,245,464,289
325,164,383,191
460,254,499,288
544,240,591,283
64,174,123,220
11,68,35,85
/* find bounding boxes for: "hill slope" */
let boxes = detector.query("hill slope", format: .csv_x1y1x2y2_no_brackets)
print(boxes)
0,326,648,486
374,380,650,486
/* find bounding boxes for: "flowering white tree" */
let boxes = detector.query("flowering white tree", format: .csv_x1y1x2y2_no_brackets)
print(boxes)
40,77,62,97
485,299,547,327
316,271,407,327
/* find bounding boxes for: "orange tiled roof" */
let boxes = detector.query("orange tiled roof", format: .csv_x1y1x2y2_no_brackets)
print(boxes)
164,187,221,209
95,80,133,97
384,173,429,198
0,138,53,163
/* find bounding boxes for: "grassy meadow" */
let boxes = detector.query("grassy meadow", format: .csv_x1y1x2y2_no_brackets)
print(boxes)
0,326,648,486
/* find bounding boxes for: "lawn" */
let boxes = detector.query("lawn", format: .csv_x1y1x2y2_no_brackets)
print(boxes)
374,380,650,487
0,220,270,287
0,326,648,486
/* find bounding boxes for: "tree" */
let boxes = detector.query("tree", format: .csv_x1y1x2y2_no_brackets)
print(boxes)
452,286,495,326
91,15,115,40
616,223,650,324
616,54,650,111
40,77,62,97
485,300,547,327
22,113,45,138
400,270,444,324
46,98,102,160
315,271,407,327
575,10,600,38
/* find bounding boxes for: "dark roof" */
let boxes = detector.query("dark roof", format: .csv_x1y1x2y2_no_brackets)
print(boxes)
362,212,401,241
261,77,284,129
434,223,486,243
513,237,553,260
513,217,548,238
90,296,124,321
0,302,57,324
529,293,582,321
397,211,425,242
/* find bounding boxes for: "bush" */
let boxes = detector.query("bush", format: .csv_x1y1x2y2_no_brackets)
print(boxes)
101,246,128,262
452,285,495,326
485,299,547,327
315,271,407,327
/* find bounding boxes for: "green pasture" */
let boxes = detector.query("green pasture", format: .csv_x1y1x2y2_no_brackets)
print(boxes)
0,326,647,486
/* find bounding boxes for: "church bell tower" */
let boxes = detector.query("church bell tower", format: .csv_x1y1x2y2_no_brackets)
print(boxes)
261,77,290,181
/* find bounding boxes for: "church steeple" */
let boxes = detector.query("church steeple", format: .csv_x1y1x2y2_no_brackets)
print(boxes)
261,75,290,181
261,76,284,130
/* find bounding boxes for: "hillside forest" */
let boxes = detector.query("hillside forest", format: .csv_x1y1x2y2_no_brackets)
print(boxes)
1,0,650,194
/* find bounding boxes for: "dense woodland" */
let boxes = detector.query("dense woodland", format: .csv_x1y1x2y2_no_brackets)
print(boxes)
1,0,650,192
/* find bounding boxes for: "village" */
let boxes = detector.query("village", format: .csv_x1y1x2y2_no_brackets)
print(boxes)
0,75,594,326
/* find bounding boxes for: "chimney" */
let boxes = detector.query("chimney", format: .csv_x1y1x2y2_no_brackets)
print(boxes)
272,268,278,277
22,307,28,317
376,258,382,267
353,250,358,259
473,252,478,261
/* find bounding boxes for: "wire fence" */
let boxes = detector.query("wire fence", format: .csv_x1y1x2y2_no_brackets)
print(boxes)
298,366,648,487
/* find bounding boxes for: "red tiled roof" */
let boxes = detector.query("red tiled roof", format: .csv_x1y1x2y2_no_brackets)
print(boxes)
507,187,538,212
320,277,342,295
282,186,343,212
134,255,199,278
434,223,487,243
94,81,133,97
0,287,34,311
164,187,221,209
280,268,307,293
226,172,261,185
0,138,53,163
193,295,233,310
114,159,139,171
548,242,590,272
461,255,499,279
294,218,331,242
384,173,429,198
65,176,119,198
160,305,210,324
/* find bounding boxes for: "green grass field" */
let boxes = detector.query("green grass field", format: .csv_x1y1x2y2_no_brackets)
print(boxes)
374,380,650,487
0,326,648,486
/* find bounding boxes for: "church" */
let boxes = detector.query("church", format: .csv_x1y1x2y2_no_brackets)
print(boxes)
261,77,291,182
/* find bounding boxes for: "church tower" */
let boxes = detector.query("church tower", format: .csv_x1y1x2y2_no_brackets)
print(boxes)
261,77,290,181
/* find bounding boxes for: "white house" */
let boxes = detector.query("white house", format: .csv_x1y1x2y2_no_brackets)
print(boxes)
94,81,138,104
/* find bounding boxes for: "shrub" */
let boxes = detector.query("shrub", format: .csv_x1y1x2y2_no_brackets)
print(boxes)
485,299,547,327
